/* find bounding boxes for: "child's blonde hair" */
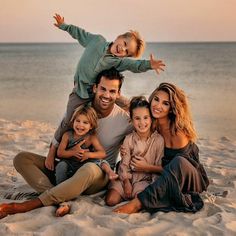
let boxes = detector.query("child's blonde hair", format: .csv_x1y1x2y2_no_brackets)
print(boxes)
119,30,145,58
70,104,98,133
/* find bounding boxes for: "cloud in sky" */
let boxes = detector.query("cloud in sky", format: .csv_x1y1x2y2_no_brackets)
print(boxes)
1,0,236,42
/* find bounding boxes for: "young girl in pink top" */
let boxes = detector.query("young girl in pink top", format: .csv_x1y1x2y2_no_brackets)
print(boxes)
105,96,164,206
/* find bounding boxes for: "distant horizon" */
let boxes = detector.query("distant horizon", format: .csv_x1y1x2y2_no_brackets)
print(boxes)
1,41,236,44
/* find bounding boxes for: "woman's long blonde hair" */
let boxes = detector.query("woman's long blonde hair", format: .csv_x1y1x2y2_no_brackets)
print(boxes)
149,82,197,141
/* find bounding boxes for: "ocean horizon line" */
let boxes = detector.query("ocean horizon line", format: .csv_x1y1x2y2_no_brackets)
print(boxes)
0,41,235,44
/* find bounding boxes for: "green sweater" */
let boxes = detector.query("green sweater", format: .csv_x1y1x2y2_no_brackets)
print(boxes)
59,23,152,99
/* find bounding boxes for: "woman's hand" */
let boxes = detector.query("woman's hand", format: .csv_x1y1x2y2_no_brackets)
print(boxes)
131,156,149,172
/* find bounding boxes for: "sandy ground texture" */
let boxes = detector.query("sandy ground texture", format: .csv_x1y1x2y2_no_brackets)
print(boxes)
0,118,236,236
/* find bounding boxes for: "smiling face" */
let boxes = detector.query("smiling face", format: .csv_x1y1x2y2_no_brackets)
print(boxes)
93,76,120,116
132,107,152,137
73,114,92,137
150,90,171,121
110,36,138,57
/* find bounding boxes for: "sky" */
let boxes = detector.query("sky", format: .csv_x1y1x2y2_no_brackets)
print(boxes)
1,0,236,42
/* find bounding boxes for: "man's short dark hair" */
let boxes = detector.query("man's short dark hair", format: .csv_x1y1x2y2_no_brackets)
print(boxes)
95,68,124,90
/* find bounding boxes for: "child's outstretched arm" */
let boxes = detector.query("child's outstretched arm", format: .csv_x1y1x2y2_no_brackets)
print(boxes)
53,13,97,47
53,13,65,28
115,55,165,74
150,54,165,74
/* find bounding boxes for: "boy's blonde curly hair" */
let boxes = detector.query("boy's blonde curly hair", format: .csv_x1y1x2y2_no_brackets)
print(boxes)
119,30,145,58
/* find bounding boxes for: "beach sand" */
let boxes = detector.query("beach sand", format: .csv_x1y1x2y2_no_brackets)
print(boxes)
0,118,236,236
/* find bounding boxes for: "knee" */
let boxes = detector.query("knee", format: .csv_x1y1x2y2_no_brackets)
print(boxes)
13,151,28,171
105,190,121,206
171,156,187,167
82,163,101,179
105,194,117,207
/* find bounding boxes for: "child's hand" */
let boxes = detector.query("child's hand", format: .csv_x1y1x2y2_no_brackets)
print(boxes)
53,13,65,27
124,179,132,199
150,54,165,75
72,140,86,152
45,155,55,171
78,151,90,162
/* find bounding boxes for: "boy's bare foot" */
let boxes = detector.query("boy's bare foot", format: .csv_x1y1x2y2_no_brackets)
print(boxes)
55,203,71,217
113,198,142,214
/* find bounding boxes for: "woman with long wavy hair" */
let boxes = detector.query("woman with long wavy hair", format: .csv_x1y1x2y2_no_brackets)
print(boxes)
114,82,209,214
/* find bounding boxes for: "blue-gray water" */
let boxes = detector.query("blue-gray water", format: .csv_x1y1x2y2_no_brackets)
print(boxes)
0,42,236,139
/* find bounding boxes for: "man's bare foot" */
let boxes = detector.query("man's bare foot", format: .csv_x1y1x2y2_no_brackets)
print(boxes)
0,198,43,219
0,203,14,219
55,203,71,217
113,198,142,214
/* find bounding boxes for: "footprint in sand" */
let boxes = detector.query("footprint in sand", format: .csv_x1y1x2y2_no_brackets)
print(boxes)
212,178,234,187
226,221,236,233
193,212,222,226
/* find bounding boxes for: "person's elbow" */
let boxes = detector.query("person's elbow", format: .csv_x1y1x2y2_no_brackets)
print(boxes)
57,149,64,158
100,150,106,159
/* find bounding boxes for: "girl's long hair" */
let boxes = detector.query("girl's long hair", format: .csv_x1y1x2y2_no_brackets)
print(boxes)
149,82,197,141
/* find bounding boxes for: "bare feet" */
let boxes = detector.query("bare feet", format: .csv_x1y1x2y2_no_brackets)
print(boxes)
55,203,71,217
113,198,142,214
0,203,14,219
101,163,119,180
107,170,119,180
0,198,43,219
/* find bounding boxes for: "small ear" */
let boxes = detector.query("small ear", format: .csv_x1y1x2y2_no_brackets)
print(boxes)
117,90,121,98
93,84,97,94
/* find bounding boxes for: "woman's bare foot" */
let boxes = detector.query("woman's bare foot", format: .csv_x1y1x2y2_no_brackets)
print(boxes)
55,203,71,217
113,198,142,214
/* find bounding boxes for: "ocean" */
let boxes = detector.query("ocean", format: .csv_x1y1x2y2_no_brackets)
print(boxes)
0,42,236,139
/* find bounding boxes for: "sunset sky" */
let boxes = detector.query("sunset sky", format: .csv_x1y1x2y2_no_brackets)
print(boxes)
1,0,236,42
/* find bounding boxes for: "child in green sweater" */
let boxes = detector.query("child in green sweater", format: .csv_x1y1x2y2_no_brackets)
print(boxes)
45,13,165,170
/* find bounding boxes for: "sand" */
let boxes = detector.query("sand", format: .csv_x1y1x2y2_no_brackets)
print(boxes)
0,118,236,236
